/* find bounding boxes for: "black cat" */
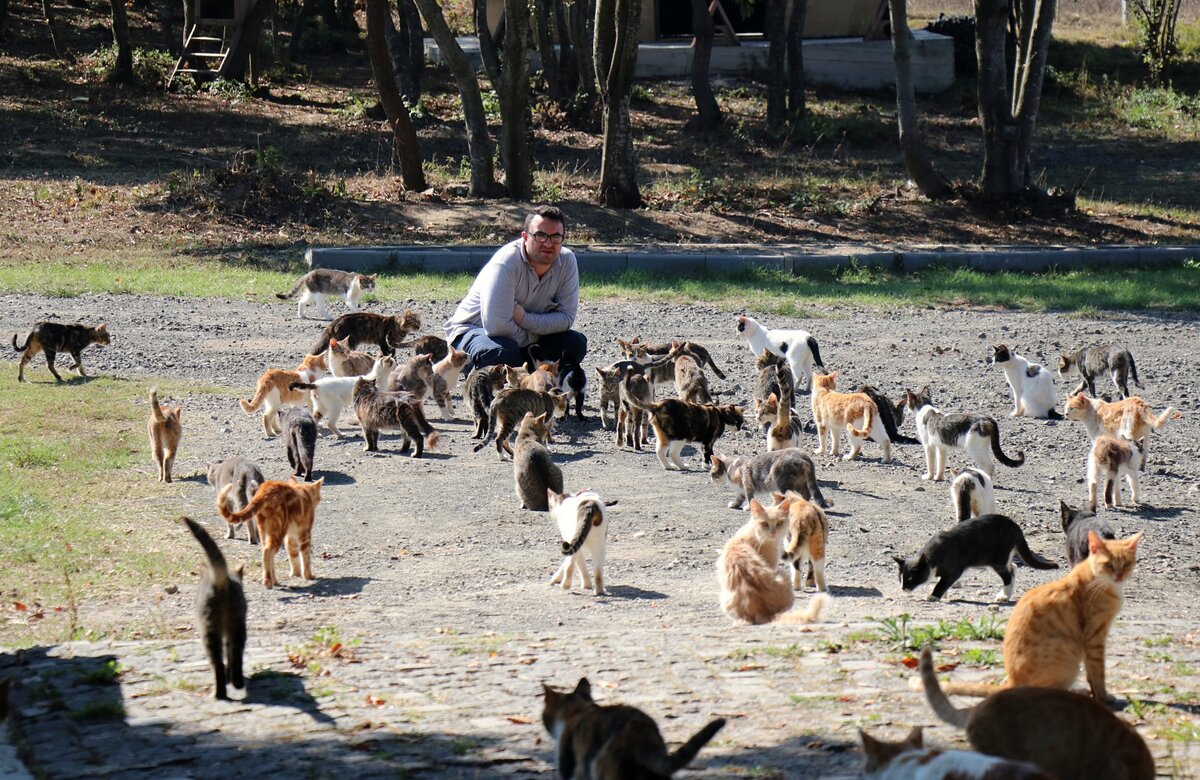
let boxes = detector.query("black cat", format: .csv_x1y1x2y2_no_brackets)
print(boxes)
13,321,111,383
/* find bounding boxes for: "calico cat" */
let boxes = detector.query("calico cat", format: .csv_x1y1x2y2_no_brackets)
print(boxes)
548,489,612,596
717,498,829,625
288,355,395,437
410,334,450,362
906,386,1025,480
989,344,1062,419
616,371,653,450
672,351,712,405
182,518,247,701
472,387,568,460
1058,344,1142,399
858,727,1053,780
1064,392,1175,469
856,385,919,445
624,381,744,470
1060,500,1115,566
147,388,183,484
894,514,1058,602
217,478,324,589
617,336,727,379
555,348,587,419
353,378,440,456
765,366,802,451
1087,434,1143,511
735,314,824,391
465,365,508,439
951,467,995,521
309,309,421,357
541,678,725,778
512,412,562,511
326,337,375,377
276,269,376,319
776,491,828,592
13,321,110,383
518,361,559,393
811,371,891,462
709,450,831,510
918,647,1154,780
207,456,264,544
932,530,1143,705
279,407,317,481
239,354,326,436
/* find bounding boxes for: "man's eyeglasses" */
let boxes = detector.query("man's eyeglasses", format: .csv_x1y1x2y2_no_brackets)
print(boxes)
530,231,565,245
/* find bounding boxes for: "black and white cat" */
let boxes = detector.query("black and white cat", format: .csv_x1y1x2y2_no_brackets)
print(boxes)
951,467,995,521
277,269,377,319
905,386,1025,480
735,314,825,392
556,348,587,419
989,344,1062,420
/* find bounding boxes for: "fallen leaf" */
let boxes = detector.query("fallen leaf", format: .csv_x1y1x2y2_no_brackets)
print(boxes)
736,664,765,672
518,658,537,665
505,715,534,725
936,662,959,672
900,656,918,669
365,694,386,708
12,602,26,612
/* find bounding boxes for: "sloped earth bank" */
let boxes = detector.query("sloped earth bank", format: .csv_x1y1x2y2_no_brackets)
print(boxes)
1,291,1199,778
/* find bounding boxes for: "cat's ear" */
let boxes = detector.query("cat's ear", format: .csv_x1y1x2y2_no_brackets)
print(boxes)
1125,530,1145,552
311,477,325,490
1087,530,1107,556
748,499,765,517
573,678,592,700
547,489,564,508
98,323,108,331
903,727,923,749
919,385,930,396
771,491,785,503
767,393,778,403
892,555,907,567
235,564,245,580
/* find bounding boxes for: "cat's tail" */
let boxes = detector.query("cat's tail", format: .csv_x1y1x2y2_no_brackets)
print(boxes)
774,592,830,625
807,336,825,370
289,382,317,392
917,647,974,729
239,380,271,414
561,500,602,555
309,323,336,355
149,388,168,424
1015,532,1059,570
849,406,873,439
471,403,500,452
182,516,230,585
700,347,727,380
1130,354,1144,389
276,277,307,300
217,483,262,525
11,333,30,353
1150,406,1178,429
667,718,727,773
988,426,1025,468
1046,408,1064,420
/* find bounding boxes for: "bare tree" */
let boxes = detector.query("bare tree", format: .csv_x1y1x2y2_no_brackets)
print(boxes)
1130,0,1182,83
565,0,596,103
594,0,642,207
687,0,721,131
385,0,424,106
109,0,134,82
476,0,534,200
365,0,427,191
217,0,274,81
889,0,952,198
41,0,65,57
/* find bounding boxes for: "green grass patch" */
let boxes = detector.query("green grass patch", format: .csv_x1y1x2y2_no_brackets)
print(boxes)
871,613,1006,652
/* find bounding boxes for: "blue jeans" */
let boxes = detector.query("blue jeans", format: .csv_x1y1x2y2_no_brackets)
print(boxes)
452,328,588,371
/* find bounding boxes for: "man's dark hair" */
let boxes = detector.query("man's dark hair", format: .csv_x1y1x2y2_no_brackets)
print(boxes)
524,205,566,234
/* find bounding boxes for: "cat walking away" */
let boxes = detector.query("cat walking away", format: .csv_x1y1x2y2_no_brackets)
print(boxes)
181,518,247,701
277,269,376,319
951,467,995,521
548,489,613,595
989,344,1062,419
512,412,563,511
1087,434,1143,511
207,456,265,544
279,407,318,481
148,388,183,483
776,491,829,592
217,478,324,588
13,321,110,383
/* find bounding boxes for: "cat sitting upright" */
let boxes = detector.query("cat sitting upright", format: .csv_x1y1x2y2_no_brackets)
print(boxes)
548,489,613,596
906,385,1025,480
13,321,110,383
182,517,247,701
276,269,376,319
326,337,375,377
988,344,1062,419
147,388,183,483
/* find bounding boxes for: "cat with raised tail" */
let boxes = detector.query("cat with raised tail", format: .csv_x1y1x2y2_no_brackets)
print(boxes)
472,387,568,460
239,354,326,437
1087,434,1143,511
548,489,613,595
13,321,110,383
951,467,995,521
147,388,183,483
1058,344,1142,399
288,355,396,437
858,727,1053,779
710,450,831,510
512,412,562,511
181,518,247,701
276,269,376,319
764,366,803,451
217,478,324,589
776,491,828,592
207,456,265,543
735,314,824,391
989,344,1062,419
918,647,1154,780
905,385,1025,480
542,678,725,778
1064,392,1176,469
309,310,421,357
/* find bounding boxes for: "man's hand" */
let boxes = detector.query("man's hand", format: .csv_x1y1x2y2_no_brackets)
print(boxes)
512,303,526,325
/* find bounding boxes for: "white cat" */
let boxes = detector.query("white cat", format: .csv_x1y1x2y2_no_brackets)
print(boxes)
859,727,1052,779
289,356,395,437
735,314,825,391
950,467,995,521
277,269,377,320
548,489,611,596
988,344,1062,420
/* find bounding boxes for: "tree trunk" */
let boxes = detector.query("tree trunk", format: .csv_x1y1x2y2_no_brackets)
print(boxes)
385,0,424,106
534,0,566,100
0,0,9,41
476,0,534,199
765,0,786,130
109,0,135,82
889,0,953,198
161,0,178,54
412,0,500,196
366,0,427,191
687,0,721,130
41,0,65,57
566,0,595,100
595,0,642,207
182,0,192,48
786,0,807,121
288,0,318,60
553,0,579,96
217,0,273,80
1011,0,1056,188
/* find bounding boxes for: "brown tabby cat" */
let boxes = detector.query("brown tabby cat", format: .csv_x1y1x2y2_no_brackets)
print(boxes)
465,364,508,438
624,378,743,470
774,490,828,592
521,361,560,393
217,478,324,589
409,334,450,362
811,371,891,462
472,387,569,460
931,530,1143,705
542,678,725,780
308,310,421,357
616,371,653,450
672,351,712,404
386,353,435,399
1064,392,1177,469
147,388,183,483
765,365,802,451
753,350,791,421
13,321,111,383
616,336,727,379
919,647,1155,780
353,378,440,456
326,337,375,377
512,412,562,511
239,354,326,436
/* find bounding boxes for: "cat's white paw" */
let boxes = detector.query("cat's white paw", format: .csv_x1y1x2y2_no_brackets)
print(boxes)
921,473,934,481
995,590,1011,602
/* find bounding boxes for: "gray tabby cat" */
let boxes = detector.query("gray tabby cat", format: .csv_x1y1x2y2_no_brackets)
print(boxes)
472,387,569,460
1057,344,1142,399
465,365,508,438
512,412,563,511
277,269,377,319
710,450,830,510
1060,500,1115,566
207,456,265,544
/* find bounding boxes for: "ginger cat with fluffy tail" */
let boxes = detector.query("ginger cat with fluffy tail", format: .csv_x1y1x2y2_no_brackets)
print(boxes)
217,478,324,589
240,354,326,436
717,498,829,625
928,530,1143,705
811,371,891,462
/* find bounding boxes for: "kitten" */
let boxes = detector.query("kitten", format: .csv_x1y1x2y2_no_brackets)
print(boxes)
308,309,421,357
918,647,1155,780
753,350,792,425
951,467,995,521
1060,500,1115,566
624,380,744,470
671,350,713,405
410,334,450,362
147,388,183,484
239,354,326,436
811,371,891,462
1064,392,1176,469
472,387,568,460
432,348,471,418
1058,344,1142,399
735,314,824,391
906,385,1025,480
989,344,1062,420
856,385,919,445
326,337,375,377
617,336,728,379
13,321,110,383
709,450,831,510
353,378,440,456
276,269,376,319
548,489,612,596
465,365,508,438
932,530,1143,705
616,371,653,450
181,518,247,701
1087,435,1143,511
288,355,395,437
512,412,562,511
279,407,317,481
217,478,325,589
894,514,1058,602
555,348,587,419
207,456,265,544
541,678,725,778
776,491,828,592
858,727,1053,779
717,498,828,624
765,366,802,451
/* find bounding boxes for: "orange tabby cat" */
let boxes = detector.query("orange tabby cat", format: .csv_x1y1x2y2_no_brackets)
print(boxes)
217,478,324,588
773,491,828,592
147,388,182,483
1064,392,1176,466
239,354,326,436
811,371,891,462
931,530,1143,705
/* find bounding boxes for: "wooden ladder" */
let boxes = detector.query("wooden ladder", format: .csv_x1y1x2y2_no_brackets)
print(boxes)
168,24,231,86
